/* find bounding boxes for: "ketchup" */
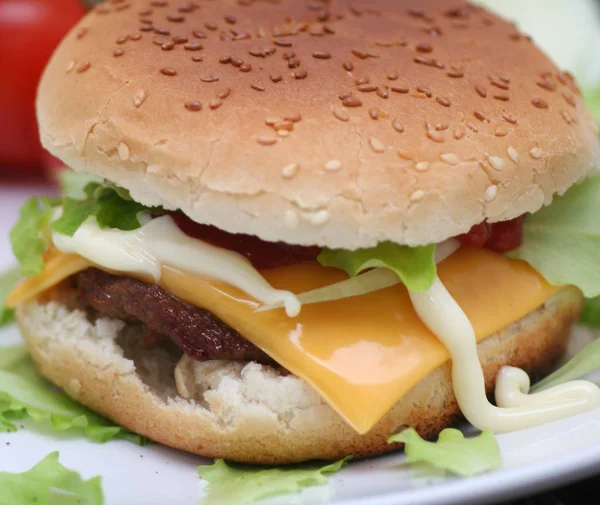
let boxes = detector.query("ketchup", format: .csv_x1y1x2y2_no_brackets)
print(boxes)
174,214,525,270
457,216,524,253
172,214,320,269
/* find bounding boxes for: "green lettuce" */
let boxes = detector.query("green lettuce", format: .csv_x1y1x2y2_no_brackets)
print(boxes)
388,428,501,477
10,182,163,277
531,336,600,393
0,268,21,327
318,243,436,292
197,458,349,505
0,344,146,445
9,198,57,276
584,88,600,127
580,298,600,327
0,452,103,505
59,170,102,200
508,175,600,297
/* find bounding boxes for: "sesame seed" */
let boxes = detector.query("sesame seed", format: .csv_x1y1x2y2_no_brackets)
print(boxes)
475,85,487,98
537,80,557,92
161,41,175,50
387,70,399,81
131,33,142,41
391,85,409,94
369,137,385,153
416,86,432,98
343,61,354,71
436,96,451,107
116,35,129,44
435,123,448,131
392,119,404,133
154,28,171,36
140,25,154,32
66,61,75,73
281,163,299,179
502,113,518,125
201,75,219,82
427,130,444,143
410,190,425,202
218,88,231,99
439,153,460,165
270,74,283,83
284,113,302,123
161,67,177,76
312,51,331,59
490,78,509,90
172,35,188,44
274,121,294,131
484,185,497,202
209,99,222,109
473,111,489,122
532,98,549,109
113,48,125,57
193,30,207,39
184,42,203,50
205,21,217,30
529,147,543,159
342,95,362,107
310,210,330,225
118,142,130,161
507,146,519,164
219,56,232,64
415,42,433,53
454,126,466,139
466,121,478,133
358,84,377,93
333,108,350,122
493,94,509,102
225,15,237,24
447,67,464,78
76,28,88,40
184,101,202,111
256,136,278,146
356,76,370,85
397,150,413,160
277,130,290,138
415,161,429,172
324,159,342,171
191,55,203,62
76,62,91,73
494,126,508,137
284,210,298,229
562,92,576,107
293,69,308,79
488,156,504,171
240,63,252,72
274,39,292,47
376,87,389,99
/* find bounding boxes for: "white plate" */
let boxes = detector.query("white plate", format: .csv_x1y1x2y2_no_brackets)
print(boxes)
2,185,600,505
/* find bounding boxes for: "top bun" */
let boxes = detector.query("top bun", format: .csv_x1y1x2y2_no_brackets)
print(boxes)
37,0,600,249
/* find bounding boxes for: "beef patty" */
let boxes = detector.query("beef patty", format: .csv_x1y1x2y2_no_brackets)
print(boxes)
74,268,274,364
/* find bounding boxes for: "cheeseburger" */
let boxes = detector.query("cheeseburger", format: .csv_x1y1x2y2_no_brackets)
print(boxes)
6,0,600,464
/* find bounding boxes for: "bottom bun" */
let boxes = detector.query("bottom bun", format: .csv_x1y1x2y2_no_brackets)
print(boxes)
17,286,582,464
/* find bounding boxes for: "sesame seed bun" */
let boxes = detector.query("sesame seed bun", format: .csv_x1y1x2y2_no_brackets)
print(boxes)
37,0,600,248
16,286,582,464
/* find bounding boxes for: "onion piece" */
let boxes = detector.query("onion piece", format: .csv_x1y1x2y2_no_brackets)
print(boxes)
256,239,460,313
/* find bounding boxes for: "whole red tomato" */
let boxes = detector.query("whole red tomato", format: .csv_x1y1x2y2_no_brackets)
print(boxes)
0,0,86,175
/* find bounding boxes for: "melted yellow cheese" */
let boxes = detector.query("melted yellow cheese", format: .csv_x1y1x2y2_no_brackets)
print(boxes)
7,248,559,433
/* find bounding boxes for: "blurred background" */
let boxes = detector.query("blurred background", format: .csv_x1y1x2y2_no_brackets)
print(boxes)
0,0,599,183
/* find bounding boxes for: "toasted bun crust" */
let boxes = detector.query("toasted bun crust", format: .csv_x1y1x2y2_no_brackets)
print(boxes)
37,0,599,249
16,286,582,464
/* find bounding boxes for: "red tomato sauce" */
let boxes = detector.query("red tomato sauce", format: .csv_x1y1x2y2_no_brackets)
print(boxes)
173,214,525,269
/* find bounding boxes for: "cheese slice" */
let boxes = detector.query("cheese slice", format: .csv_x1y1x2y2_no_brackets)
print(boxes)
7,248,559,434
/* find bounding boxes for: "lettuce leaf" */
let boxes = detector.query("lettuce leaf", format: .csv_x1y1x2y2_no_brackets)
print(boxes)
59,170,102,200
388,428,501,477
584,88,600,127
0,268,21,327
318,243,436,292
508,175,600,297
10,182,164,276
51,183,154,237
197,457,349,505
0,344,146,445
530,336,600,393
580,298,600,327
0,452,103,505
9,198,57,276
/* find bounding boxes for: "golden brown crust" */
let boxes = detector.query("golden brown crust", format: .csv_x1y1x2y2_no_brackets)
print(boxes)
16,286,582,464
36,0,599,249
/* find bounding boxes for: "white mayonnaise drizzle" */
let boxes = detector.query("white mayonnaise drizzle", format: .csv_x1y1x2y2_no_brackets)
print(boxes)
409,276,600,432
51,214,301,317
